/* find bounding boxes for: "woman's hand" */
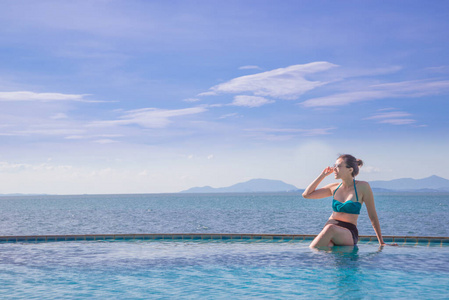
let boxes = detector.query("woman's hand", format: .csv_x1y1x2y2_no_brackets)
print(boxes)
321,166,334,177
380,242,398,247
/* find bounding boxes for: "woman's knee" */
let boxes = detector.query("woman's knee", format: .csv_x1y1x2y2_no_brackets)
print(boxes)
310,225,337,248
322,224,337,235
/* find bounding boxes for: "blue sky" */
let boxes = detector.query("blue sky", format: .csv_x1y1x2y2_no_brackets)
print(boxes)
1,0,448,194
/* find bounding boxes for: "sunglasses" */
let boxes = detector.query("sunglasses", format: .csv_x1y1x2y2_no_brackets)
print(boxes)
333,164,351,169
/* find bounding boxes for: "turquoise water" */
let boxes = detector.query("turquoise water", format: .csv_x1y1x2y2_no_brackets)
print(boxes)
1,192,449,298
0,239,448,299
1,192,449,236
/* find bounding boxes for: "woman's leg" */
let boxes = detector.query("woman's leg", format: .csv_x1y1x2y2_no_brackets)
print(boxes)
309,224,354,248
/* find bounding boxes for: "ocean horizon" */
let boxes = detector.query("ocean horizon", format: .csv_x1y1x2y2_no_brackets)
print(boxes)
2,192,448,237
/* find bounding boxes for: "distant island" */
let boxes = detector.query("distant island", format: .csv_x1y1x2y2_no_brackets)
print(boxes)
180,175,449,193
180,179,298,193
2,175,449,196
369,175,449,192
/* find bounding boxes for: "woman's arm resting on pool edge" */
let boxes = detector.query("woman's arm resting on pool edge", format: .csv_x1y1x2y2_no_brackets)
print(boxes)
362,182,385,245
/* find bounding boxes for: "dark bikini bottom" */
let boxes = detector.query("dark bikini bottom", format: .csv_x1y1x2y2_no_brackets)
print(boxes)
325,219,359,245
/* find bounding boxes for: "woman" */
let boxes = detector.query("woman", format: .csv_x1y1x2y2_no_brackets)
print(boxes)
302,154,385,248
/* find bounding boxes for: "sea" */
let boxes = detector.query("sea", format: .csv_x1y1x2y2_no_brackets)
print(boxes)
1,192,448,237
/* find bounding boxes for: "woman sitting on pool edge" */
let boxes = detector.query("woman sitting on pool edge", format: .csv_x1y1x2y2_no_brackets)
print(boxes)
302,154,385,248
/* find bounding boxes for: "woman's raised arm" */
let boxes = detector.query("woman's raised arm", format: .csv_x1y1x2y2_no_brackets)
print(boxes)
302,167,336,199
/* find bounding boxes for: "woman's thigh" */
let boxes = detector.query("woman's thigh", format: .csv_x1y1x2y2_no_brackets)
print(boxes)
310,224,354,248
329,225,354,246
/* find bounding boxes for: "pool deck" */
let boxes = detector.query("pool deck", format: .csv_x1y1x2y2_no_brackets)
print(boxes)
0,233,448,245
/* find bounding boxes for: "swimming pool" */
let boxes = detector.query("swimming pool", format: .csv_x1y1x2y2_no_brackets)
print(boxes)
1,235,448,299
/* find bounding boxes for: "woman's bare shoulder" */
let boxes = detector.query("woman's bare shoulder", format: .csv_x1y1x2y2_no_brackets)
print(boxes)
355,180,373,192
355,180,369,185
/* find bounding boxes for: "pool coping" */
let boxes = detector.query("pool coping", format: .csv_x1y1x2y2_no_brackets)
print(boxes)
0,233,448,245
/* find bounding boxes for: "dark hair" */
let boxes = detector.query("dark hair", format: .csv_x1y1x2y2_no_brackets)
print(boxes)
338,154,363,177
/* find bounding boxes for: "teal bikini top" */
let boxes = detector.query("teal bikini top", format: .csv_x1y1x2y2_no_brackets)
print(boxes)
332,179,362,215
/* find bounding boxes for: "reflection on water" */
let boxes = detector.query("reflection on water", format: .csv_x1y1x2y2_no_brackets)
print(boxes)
311,245,387,298
327,246,362,297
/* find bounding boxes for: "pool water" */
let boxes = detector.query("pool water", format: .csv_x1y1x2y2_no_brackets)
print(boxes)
1,239,448,299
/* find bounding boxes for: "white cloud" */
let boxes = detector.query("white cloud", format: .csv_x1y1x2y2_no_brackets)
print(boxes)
94,139,117,144
372,79,449,94
0,161,31,172
301,79,449,107
138,170,148,176
238,65,262,70
0,91,90,102
197,91,216,97
16,128,85,136
364,110,416,125
207,154,214,160
0,161,73,173
364,111,412,120
64,134,123,140
231,95,274,108
65,135,84,140
219,113,240,119
336,66,403,78
377,107,397,112
246,127,336,138
51,113,69,119
301,90,388,107
379,119,416,125
206,103,224,108
89,107,207,128
183,98,200,102
201,62,337,100
425,66,449,73
0,132,24,137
